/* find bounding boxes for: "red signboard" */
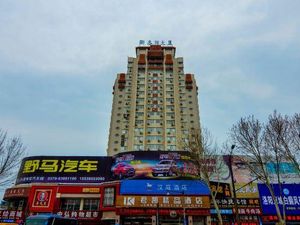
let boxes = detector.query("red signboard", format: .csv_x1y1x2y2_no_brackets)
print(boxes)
4,187,30,198
29,186,57,212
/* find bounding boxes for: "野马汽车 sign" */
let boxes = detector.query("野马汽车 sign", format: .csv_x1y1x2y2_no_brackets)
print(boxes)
16,156,113,184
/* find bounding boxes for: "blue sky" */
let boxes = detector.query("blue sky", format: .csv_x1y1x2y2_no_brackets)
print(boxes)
0,0,299,158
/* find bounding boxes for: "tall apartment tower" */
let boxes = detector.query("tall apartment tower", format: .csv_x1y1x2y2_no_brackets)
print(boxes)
107,43,200,156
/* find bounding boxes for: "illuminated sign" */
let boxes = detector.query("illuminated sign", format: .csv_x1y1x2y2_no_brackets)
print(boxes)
120,180,210,195
16,156,113,184
116,195,210,208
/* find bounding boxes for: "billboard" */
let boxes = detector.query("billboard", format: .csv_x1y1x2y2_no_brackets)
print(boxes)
120,180,210,195
16,156,113,184
258,184,300,215
112,151,199,180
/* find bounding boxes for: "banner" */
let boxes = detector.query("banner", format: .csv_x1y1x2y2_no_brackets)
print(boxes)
16,156,113,184
120,180,210,195
258,184,300,215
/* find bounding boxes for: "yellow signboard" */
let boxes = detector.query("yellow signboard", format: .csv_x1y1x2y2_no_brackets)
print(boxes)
235,183,259,198
116,195,210,208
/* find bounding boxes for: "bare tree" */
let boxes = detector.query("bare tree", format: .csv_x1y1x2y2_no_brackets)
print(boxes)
286,113,300,173
184,127,225,225
228,112,300,225
0,129,26,188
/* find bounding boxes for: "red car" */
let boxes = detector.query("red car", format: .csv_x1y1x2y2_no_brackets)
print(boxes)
112,162,135,179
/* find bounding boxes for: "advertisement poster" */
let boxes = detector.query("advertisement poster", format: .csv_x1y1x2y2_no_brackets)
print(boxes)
258,184,300,215
112,151,199,180
16,156,113,184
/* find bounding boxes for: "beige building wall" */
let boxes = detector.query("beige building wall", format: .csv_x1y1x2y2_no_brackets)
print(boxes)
107,45,200,156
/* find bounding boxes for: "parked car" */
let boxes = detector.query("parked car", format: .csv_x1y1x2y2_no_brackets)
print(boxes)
111,162,135,179
152,160,179,177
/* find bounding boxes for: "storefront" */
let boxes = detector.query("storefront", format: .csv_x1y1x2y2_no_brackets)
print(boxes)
0,187,30,225
27,185,102,225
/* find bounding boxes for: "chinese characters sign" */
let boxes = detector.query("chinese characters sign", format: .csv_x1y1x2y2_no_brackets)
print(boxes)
209,182,231,198
235,183,259,198
4,187,29,198
120,180,210,195
29,186,57,212
138,40,173,46
57,210,100,220
0,210,23,220
116,195,210,208
32,189,52,208
258,184,300,215
16,156,112,184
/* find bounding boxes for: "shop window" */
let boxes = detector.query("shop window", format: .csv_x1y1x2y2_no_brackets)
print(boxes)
103,187,115,206
60,198,80,210
83,199,99,210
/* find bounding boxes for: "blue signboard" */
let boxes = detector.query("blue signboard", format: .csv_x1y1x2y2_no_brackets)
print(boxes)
210,209,233,214
258,184,300,215
120,179,210,195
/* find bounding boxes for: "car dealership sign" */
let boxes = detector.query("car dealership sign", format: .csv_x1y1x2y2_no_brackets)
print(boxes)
16,156,113,184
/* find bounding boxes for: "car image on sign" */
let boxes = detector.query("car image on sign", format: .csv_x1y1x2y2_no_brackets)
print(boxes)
112,162,135,179
152,160,179,177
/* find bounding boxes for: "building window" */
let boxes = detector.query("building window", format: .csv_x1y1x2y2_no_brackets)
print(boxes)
103,187,115,206
83,199,99,210
60,198,80,210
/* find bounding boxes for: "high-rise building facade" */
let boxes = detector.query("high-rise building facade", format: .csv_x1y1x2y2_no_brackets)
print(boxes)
107,43,200,155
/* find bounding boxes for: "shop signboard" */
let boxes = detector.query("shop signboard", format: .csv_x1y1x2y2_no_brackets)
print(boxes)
29,186,57,212
120,180,210,195
235,183,259,198
16,156,113,184
4,188,30,198
211,198,260,208
57,210,100,220
209,182,231,198
116,195,210,208
258,183,300,215
0,210,23,220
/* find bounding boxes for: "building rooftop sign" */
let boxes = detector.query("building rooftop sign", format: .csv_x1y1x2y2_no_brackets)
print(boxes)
138,40,173,46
